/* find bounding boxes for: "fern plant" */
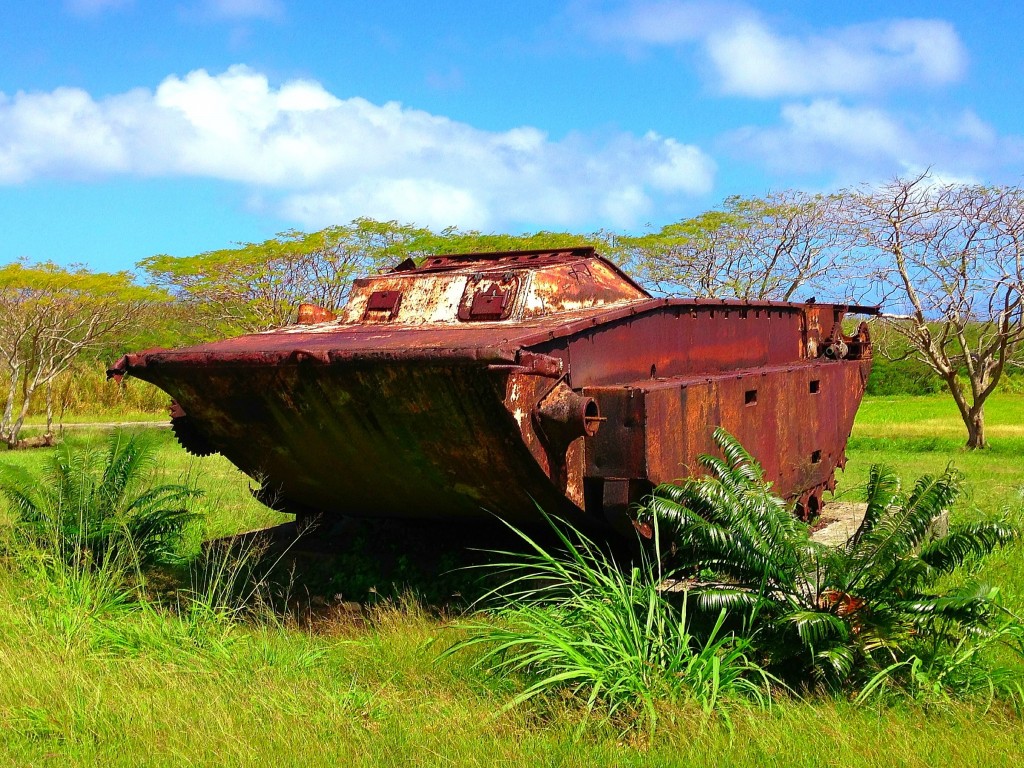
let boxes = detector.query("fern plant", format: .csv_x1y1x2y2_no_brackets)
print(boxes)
640,428,1020,688
0,431,200,568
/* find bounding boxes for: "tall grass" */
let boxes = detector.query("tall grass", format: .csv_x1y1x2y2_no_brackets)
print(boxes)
0,429,297,669
444,516,773,733
0,396,1023,764
1,362,168,427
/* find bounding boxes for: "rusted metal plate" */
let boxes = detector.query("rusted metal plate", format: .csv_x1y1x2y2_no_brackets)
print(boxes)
460,275,519,321
582,386,646,479
109,247,877,533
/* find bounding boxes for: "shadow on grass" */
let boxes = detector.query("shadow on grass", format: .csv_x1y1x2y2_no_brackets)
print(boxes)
197,515,628,624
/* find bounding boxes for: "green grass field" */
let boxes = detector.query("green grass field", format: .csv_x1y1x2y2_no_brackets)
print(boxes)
1,394,1023,766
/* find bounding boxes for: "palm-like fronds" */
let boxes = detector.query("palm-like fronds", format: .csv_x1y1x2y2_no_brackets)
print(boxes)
649,430,806,595
0,431,201,568
919,522,1018,571
637,428,1021,690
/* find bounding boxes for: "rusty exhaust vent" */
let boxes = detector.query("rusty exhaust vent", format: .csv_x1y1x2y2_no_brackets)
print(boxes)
296,303,337,324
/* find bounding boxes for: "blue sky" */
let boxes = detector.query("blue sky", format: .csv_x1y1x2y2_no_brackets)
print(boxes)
2,0,1023,272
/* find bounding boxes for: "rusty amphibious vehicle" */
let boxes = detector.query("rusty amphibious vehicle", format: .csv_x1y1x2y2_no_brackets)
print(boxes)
110,247,876,534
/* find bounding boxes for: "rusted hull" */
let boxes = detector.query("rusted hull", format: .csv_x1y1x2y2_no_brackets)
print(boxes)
582,358,870,521
109,248,876,533
134,359,576,523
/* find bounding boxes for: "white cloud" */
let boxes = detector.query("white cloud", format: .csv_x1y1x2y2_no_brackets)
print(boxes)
727,100,911,173
280,181,492,231
580,2,967,97
0,66,715,230
707,18,965,97
724,100,1024,182
584,0,749,44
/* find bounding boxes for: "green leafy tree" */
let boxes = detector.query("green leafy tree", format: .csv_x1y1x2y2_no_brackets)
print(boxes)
639,429,1019,689
139,218,434,335
412,227,604,258
0,261,163,448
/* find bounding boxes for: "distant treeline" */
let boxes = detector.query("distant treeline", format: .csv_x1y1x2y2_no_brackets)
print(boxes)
4,174,1024,448
866,357,1022,397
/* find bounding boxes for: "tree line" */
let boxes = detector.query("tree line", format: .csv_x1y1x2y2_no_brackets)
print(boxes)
2,173,1022,449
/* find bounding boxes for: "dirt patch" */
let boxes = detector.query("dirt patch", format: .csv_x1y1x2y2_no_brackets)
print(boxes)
9,434,58,450
811,502,868,546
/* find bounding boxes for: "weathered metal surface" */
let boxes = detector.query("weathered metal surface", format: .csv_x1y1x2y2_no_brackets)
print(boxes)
109,247,876,532
296,303,337,324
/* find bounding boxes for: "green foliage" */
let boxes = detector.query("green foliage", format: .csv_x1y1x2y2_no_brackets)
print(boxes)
137,218,612,337
856,621,1024,706
867,319,1024,396
0,431,200,568
0,361,167,422
413,228,600,259
0,260,162,302
46,362,168,416
866,355,946,396
13,536,141,656
0,260,169,446
444,516,773,733
640,428,1022,693
139,219,429,333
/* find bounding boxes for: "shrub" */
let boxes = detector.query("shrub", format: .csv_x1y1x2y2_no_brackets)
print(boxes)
866,356,945,395
0,431,200,569
639,428,1022,694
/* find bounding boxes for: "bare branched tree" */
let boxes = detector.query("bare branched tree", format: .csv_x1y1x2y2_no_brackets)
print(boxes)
619,191,860,301
0,262,159,447
852,173,1024,448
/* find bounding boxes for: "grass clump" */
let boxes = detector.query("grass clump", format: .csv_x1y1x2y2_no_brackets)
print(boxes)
444,517,774,733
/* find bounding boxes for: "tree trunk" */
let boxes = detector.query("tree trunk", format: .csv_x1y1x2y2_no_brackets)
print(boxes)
1,363,20,446
940,371,990,450
45,381,53,443
964,406,987,449
7,378,39,449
